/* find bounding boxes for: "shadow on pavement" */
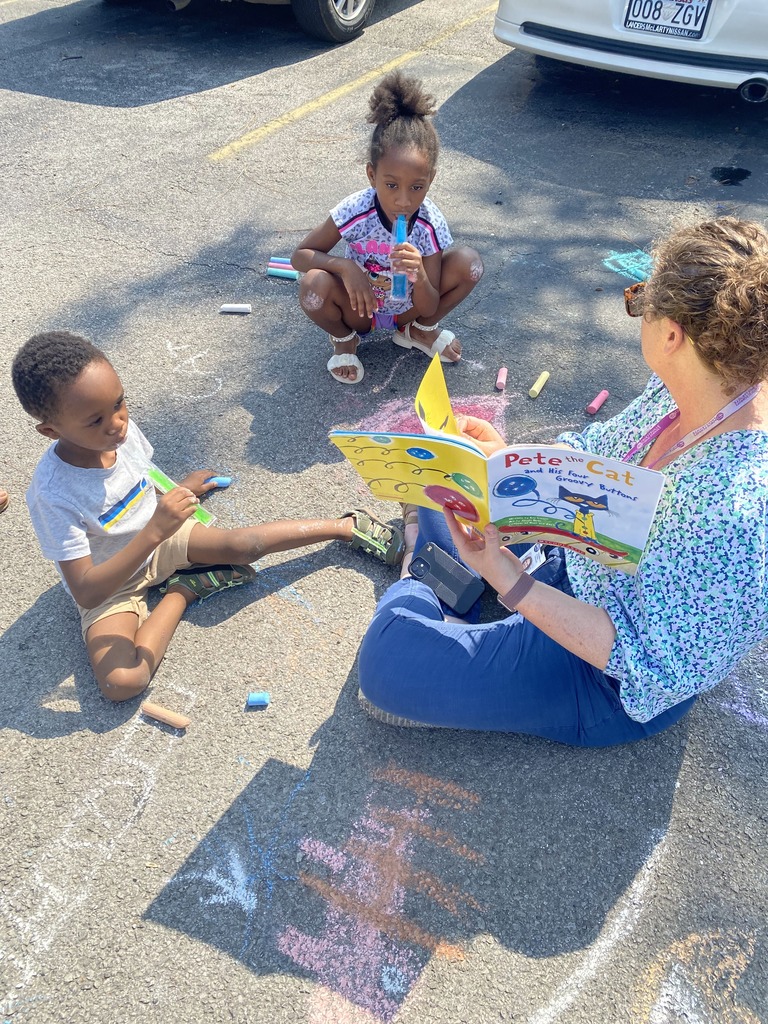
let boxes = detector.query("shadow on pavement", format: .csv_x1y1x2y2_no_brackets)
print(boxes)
145,662,690,1019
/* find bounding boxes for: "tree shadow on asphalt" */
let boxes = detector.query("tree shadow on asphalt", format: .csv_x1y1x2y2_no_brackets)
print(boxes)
144,658,692,1018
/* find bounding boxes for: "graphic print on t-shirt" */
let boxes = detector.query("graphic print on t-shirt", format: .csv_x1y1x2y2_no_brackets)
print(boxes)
98,476,152,531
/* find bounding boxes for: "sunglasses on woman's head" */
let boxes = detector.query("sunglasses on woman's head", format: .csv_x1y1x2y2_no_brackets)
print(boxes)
624,281,646,317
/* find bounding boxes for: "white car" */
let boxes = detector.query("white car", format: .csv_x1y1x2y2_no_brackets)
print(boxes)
493,0,768,102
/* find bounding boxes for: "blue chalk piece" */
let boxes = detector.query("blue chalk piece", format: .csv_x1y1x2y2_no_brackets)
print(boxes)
267,266,300,280
269,256,292,264
246,691,270,708
205,476,232,488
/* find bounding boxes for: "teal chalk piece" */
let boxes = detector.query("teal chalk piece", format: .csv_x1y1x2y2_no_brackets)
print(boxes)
450,472,483,497
602,249,654,282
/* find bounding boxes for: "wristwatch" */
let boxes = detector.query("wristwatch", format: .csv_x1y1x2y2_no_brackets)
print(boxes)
499,573,535,612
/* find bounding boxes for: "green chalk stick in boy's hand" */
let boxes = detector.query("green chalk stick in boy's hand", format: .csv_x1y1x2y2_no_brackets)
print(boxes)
146,463,215,527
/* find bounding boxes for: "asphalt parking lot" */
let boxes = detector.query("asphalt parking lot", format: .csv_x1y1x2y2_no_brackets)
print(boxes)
2,1,768,1021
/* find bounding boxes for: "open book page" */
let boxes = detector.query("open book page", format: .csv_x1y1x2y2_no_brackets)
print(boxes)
413,353,484,452
329,431,492,524
485,446,665,574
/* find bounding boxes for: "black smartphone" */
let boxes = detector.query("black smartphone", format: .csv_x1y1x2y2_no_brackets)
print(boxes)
408,542,486,615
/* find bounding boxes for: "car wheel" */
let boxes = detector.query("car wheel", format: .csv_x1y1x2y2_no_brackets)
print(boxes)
291,0,375,43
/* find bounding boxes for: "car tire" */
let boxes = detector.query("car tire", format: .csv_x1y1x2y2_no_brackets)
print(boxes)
291,0,375,43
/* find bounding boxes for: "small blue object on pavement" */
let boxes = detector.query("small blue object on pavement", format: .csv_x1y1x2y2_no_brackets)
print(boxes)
205,476,232,488
246,691,270,708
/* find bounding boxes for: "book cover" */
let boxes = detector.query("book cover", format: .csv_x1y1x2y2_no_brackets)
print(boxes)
330,358,665,574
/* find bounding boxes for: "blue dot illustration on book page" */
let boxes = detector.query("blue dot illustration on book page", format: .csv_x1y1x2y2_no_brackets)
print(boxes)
493,475,539,499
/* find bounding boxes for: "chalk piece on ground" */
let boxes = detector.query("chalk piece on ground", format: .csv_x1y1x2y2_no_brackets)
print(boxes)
586,389,610,415
267,267,300,281
528,371,550,399
205,476,232,488
220,304,252,314
495,367,508,391
269,256,292,265
246,691,271,709
141,701,191,730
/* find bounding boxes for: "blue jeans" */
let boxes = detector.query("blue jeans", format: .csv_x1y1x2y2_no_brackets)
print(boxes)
358,509,694,747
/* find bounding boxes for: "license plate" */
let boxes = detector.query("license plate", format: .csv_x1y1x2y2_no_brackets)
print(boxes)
623,0,713,40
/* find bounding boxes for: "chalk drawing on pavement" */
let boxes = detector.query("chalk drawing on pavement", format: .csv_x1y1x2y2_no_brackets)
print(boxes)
633,929,761,1024
603,249,654,283
278,763,484,1022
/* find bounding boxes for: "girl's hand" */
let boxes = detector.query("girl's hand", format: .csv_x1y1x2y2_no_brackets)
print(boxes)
391,242,424,284
444,511,523,596
455,415,507,457
178,469,220,497
150,487,200,540
340,260,377,319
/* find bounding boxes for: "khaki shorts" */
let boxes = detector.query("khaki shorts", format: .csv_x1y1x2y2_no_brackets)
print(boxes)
79,518,196,639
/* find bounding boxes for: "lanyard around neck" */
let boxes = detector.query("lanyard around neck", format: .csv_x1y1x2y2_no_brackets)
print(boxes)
623,384,761,469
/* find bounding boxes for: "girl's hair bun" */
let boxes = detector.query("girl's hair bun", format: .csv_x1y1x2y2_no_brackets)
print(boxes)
367,71,440,171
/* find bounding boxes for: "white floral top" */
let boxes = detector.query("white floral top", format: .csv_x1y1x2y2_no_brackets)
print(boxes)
330,188,453,315
557,374,768,723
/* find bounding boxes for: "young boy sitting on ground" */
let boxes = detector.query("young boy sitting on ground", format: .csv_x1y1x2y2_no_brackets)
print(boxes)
11,331,403,703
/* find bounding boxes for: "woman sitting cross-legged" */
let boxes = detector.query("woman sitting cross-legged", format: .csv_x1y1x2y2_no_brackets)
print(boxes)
358,217,768,747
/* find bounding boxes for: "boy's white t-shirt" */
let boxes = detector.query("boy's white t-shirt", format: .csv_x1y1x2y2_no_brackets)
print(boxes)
26,419,158,597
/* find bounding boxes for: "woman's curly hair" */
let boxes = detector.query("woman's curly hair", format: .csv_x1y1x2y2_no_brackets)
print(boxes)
12,330,106,420
645,217,768,395
367,71,440,171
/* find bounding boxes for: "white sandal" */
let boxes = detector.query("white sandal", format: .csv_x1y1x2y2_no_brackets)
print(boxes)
392,320,460,363
327,330,364,384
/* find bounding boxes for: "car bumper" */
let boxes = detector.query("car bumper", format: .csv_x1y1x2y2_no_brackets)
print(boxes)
494,14,768,92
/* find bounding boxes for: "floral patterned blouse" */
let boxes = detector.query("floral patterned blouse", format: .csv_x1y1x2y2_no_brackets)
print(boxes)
557,374,768,723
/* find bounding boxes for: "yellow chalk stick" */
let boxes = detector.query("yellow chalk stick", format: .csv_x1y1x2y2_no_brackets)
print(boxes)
528,371,550,399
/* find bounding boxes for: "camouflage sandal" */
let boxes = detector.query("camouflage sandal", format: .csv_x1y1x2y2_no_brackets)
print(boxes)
160,563,257,601
343,508,404,566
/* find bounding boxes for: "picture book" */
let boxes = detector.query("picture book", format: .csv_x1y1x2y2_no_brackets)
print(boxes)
329,356,666,574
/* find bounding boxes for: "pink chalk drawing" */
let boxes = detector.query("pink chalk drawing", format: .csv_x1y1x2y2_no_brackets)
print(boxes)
715,671,768,729
355,394,514,437
277,764,483,1022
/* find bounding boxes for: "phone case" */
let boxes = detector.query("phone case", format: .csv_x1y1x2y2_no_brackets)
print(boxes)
409,542,486,614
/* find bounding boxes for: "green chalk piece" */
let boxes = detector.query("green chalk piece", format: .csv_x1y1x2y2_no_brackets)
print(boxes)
146,463,215,527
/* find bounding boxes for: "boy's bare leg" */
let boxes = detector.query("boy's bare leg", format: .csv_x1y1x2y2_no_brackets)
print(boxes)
86,590,196,702
187,516,355,565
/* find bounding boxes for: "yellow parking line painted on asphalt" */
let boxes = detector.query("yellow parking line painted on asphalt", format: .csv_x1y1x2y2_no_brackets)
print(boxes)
208,2,498,163
0,0,22,7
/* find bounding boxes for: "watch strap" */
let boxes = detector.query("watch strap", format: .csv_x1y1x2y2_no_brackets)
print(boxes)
499,573,535,611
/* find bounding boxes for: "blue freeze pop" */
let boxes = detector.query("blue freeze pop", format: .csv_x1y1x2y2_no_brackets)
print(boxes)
391,215,408,301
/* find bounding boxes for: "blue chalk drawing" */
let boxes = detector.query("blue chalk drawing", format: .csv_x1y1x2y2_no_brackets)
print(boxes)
602,249,654,282
167,769,311,958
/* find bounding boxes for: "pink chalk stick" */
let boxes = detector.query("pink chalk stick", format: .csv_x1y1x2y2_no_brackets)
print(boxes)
495,367,508,391
586,389,610,415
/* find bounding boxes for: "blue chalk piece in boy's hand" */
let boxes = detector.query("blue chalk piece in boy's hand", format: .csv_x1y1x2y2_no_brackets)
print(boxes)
205,476,232,489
